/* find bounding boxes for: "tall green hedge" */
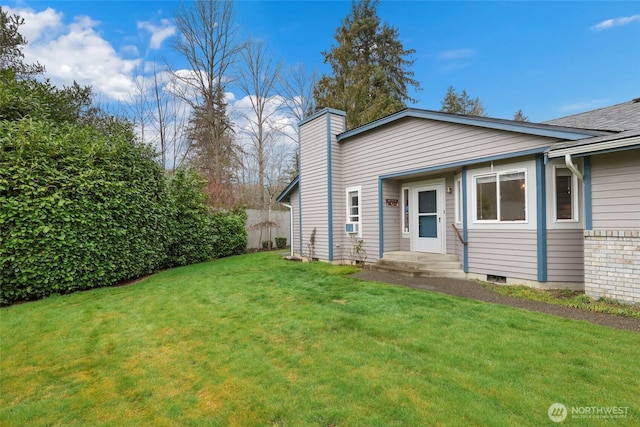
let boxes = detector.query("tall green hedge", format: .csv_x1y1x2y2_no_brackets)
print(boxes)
0,119,246,305
165,169,247,267
0,118,167,302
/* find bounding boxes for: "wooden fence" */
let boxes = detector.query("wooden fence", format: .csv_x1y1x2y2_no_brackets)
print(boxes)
245,208,291,249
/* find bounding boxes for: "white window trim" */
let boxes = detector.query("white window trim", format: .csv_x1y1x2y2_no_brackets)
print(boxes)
552,165,579,223
401,186,410,235
471,166,530,226
545,159,583,230
345,186,362,237
454,175,462,224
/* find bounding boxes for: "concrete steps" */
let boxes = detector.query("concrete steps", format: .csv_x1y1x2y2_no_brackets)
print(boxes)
370,251,466,279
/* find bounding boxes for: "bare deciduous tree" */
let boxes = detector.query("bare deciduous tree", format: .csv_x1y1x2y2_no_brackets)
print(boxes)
129,65,190,171
151,64,169,168
280,62,318,124
235,38,284,208
171,0,245,202
278,63,318,179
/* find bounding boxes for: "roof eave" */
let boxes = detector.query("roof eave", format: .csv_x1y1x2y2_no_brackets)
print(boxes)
547,136,640,158
336,109,608,143
275,176,299,203
299,108,346,127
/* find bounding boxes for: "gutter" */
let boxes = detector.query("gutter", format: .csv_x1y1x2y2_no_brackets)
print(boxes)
547,135,640,159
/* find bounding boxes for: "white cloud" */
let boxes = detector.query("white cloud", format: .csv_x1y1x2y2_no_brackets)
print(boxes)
230,94,297,148
5,5,298,168
437,48,475,60
9,6,141,101
591,14,640,31
430,48,475,73
29,15,140,101
4,6,61,43
558,99,609,112
137,19,176,50
163,68,205,101
120,44,140,57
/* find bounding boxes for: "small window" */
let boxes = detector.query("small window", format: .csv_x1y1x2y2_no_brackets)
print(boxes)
555,167,577,221
346,187,361,233
348,191,359,222
474,170,526,222
402,188,409,233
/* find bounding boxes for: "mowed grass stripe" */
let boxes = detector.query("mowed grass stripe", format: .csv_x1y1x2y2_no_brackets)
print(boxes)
1,252,638,426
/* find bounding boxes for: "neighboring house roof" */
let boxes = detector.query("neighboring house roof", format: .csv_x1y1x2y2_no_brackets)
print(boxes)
543,98,640,132
546,98,640,158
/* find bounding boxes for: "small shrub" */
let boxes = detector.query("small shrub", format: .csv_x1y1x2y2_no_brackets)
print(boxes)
262,240,271,250
275,237,287,249
305,228,317,261
347,237,368,266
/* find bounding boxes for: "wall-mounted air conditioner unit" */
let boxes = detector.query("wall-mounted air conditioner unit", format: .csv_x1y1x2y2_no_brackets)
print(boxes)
345,223,359,234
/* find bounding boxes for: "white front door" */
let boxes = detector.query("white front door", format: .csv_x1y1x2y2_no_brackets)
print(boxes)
413,184,444,253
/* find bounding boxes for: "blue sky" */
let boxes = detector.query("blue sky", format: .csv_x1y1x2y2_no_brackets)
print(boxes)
4,0,640,122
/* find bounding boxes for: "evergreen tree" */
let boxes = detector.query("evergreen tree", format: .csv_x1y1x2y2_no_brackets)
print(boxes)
513,109,529,122
440,86,486,116
313,0,420,129
440,86,462,114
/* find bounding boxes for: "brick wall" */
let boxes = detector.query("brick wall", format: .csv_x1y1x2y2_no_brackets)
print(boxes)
584,230,640,304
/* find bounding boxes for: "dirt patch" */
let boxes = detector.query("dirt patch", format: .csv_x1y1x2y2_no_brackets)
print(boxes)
351,270,640,333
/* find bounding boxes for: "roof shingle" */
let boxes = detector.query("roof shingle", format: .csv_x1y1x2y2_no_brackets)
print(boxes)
543,99,640,132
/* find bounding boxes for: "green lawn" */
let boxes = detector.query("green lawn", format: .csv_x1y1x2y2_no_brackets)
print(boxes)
481,283,640,318
1,252,638,426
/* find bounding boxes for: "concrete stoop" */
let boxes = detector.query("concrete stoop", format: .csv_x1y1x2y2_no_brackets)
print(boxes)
370,251,466,279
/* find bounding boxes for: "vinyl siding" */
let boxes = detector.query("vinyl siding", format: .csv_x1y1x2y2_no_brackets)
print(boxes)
352,181,380,259
339,118,557,260
298,110,346,261
329,113,346,261
290,188,300,256
547,229,584,282
467,230,538,280
341,118,557,177
590,150,640,230
444,175,457,256
299,114,330,259
381,180,402,252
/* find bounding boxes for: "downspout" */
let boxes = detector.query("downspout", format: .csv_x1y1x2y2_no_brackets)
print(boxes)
564,154,584,182
461,167,468,273
535,154,547,282
281,203,294,257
